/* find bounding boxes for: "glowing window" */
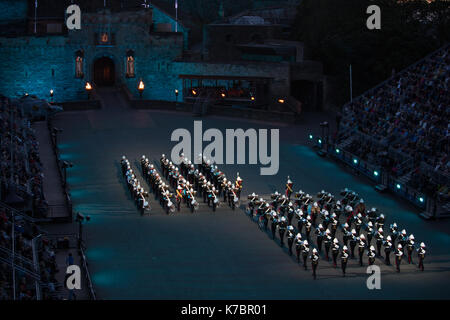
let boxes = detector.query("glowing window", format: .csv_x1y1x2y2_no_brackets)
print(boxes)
75,56,84,78
126,56,135,78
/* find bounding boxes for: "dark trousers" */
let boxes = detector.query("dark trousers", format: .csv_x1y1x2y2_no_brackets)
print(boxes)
312,263,317,279
341,261,347,276
279,230,285,246
288,239,293,255
324,244,330,260
418,257,424,271
408,248,413,264
395,257,401,272
271,224,276,239
317,238,323,253
385,250,391,265
332,252,338,267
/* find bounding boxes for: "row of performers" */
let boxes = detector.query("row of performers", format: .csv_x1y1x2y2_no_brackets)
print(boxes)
121,156,151,214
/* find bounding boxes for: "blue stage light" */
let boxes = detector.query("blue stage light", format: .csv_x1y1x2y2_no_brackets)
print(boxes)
396,184,401,189
353,158,358,164
336,148,340,154
374,170,379,176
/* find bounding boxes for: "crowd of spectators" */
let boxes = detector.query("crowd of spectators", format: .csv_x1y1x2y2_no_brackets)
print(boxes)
0,95,48,218
0,96,62,299
0,206,60,300
339,45,449,199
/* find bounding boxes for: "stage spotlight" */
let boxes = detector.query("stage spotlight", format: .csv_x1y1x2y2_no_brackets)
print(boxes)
374,170,379,177
336,148,340,154
318,139,322,144
396,183,401,189
353,158,358,164
309,134,313,140
419,197,424,203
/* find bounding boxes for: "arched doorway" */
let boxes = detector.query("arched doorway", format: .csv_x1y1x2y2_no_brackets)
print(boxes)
93,57,115,86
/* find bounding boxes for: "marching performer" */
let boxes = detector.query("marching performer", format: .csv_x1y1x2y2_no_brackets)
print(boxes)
417,242,426,271
287,225,295,256
358,234,367,266
285,176,294,200
295,233,303,263
331,238,340,268
301,239,310,269
341,246,349,277
278,216,287,247
311,248,319,280
384,236,393,265
368,246,376,265
406,234,415,264
395,244,403,272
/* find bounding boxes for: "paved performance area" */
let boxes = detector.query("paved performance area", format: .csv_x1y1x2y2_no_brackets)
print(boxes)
52,89,450,299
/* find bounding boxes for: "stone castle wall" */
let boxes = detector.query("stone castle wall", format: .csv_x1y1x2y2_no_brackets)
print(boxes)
0,7,291,104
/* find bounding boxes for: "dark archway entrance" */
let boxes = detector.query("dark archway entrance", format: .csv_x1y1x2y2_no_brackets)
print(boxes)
93,57,115,86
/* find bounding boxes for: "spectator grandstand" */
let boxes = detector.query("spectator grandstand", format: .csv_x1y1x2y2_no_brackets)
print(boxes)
1,96,93,300
332,44,449,216
1,95,48,219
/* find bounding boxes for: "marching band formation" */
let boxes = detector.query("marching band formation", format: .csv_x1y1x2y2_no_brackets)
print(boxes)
120,153,244,214
120,154,428,279
245,177,428,279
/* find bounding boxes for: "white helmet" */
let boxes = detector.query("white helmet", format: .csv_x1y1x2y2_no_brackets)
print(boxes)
378,228,383,233
333,238,339,243
313,202,318,207
351,229,356,234
281,216,286,222
312,248,318,254
122,155,126,160
368,222,373,227
287,225,294,231
401,229,407,235
360,199,364,203
325,229,331,234
398,244,403,249
392,223,397,228
420,242,425,248
386,236,392,241
344,223,349,228
380,214,385,219
370,245,375,251
343,246,348,251
409,234,415,240
360,234,365,240
303,240,308,245
318,224,323,229
142,155,145,159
